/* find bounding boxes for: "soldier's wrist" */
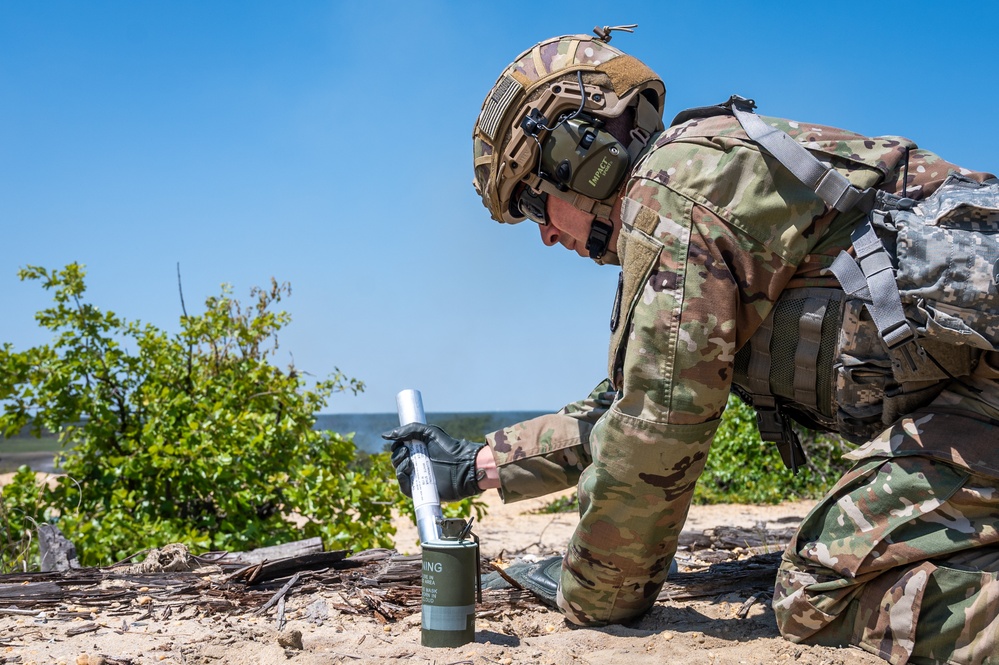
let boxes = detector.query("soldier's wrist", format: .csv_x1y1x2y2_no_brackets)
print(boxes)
475,445,501,490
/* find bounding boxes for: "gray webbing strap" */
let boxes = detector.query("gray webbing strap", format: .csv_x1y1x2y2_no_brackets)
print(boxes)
747,310,775,409
793,298,827,409
730,105,868,213
729,97,913,351
745,306,807,472
829,251,872,300
850,216,915,349
746,310,782,440
626,95,660,160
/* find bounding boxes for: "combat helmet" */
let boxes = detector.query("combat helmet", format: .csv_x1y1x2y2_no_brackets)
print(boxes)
472,25,665,251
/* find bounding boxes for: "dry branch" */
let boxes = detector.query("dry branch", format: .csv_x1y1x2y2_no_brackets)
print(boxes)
0,530,786,623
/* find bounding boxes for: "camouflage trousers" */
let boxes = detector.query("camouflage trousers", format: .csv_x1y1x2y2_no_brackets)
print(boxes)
774,376,999,665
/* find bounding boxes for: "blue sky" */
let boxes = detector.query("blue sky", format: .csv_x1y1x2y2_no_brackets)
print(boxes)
2,1,997,414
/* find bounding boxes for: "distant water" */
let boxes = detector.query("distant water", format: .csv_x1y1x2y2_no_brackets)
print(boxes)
0,411,550,473
316,411,548,455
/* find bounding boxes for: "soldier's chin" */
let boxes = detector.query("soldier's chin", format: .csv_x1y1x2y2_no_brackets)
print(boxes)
595,249,620,266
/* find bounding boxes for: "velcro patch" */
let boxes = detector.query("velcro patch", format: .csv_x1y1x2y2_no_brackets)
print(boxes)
477,75,522,142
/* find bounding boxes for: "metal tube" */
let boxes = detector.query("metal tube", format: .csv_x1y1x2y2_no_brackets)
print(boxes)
396,389,442,543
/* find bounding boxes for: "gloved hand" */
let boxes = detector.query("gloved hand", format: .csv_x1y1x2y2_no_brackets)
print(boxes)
382,423,485,502
503,555,563,609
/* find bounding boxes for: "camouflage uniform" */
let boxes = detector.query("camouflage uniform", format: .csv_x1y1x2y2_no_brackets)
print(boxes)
484,112,997,662
774,376,999,664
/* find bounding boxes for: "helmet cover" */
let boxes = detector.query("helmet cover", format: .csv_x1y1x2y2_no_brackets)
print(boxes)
472,32,665,224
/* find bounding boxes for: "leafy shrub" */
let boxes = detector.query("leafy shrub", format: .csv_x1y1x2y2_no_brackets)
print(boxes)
0,264,407,568
694,395,853,504
0,466,47,573
531,492,579,515
536,394,854,513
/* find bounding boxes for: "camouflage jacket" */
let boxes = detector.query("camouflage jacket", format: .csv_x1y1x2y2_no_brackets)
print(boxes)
486,112,991,626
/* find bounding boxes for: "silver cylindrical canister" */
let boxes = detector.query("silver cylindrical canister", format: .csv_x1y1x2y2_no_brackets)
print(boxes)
395,389,442,544
420,523,479,647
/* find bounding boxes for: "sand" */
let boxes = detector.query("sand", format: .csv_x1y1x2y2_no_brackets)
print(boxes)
0,485,886,665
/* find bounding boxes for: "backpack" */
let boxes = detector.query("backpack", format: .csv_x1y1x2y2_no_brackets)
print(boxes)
673,96,999,470
832,176,999,352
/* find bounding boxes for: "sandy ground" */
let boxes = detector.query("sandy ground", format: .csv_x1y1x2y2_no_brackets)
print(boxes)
0,486,886,665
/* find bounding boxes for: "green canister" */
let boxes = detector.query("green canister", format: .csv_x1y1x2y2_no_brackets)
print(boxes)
421,518,480,648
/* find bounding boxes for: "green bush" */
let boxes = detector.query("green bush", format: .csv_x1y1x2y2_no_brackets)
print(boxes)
537,395,854,513
694,395,853,504
0,264,408,569
0,466,47,572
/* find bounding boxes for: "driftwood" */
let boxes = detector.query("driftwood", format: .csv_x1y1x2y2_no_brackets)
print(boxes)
0,530,789,624
659,552,782,601
678,525,797,552
225,550,356,585
223,537,325,564
38,524,80,572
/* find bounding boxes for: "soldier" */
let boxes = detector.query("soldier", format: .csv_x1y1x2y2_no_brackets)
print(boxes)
385,26,999,664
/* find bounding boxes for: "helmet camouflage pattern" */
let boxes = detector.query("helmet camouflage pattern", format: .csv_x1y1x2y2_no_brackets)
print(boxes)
472,28,666,224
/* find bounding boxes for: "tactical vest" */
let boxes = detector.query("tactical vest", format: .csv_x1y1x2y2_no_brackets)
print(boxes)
673,97,999,470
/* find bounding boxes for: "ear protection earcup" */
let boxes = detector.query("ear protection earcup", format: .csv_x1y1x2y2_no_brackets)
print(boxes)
539,116,630,200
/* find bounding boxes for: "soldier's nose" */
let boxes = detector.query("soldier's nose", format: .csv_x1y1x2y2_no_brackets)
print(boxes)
539,223,560,247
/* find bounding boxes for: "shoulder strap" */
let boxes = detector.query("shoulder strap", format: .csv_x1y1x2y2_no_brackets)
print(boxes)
672,95,876,214
725,96,874,213
723,96,916,351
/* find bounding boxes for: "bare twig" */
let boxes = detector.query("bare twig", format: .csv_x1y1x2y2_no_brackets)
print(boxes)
65,623,101,637
487,561,525,591
176,262,189,318
736,592,766,619
108,548,150,567
276,595,287,631
253,571,302,616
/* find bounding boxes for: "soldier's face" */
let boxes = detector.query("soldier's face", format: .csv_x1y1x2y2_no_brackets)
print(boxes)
537,195,598,258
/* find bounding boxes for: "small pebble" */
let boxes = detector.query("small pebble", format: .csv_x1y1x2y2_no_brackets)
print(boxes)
277,630,304,650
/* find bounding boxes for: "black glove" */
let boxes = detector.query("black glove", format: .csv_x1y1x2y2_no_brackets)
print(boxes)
503,555,563,608
382,423,485,502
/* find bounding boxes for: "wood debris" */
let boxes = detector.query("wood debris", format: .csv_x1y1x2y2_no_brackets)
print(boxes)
0,530,789,625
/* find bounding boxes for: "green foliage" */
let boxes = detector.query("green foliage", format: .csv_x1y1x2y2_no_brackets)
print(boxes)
0,264,404,568
694,395,852,504
0,466,47,573
531,492,579,515
535,394,854,513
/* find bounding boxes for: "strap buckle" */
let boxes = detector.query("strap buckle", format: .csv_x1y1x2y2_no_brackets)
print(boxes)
755,406,807,474
755,407,785,441
880,319,916,351
722,94,757,112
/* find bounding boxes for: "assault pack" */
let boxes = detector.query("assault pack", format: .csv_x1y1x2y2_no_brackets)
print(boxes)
673,96,999,471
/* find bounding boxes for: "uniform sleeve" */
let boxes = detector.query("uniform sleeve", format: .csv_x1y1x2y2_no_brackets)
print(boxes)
485,380,615,503
557,190,799,625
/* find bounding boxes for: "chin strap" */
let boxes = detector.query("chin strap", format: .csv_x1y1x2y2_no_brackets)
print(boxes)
585,220,614,260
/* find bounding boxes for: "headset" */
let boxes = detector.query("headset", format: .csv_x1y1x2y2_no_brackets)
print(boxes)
511,73,632,260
